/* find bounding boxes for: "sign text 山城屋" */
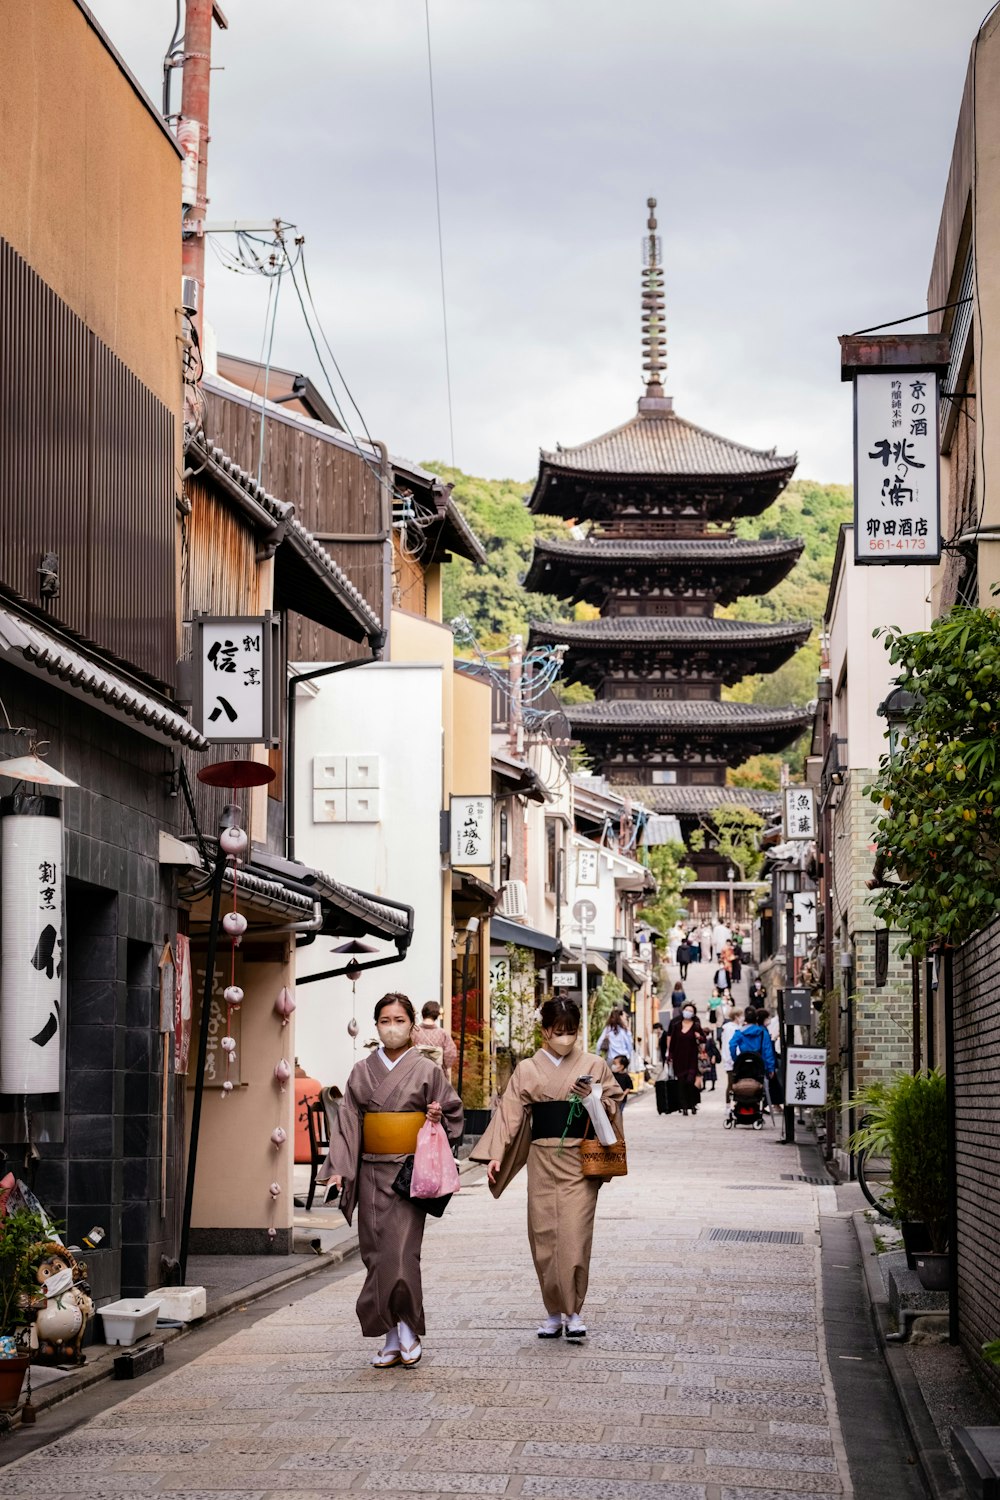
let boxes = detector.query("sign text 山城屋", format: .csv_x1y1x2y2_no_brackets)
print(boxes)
449,795,494,867
854,371,941,564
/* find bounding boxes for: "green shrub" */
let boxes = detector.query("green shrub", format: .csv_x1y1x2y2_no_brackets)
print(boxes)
849,1070,948,1251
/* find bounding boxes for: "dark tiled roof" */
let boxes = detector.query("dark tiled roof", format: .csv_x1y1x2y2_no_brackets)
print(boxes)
540,408,796,481
566,700,811,730
615,784,781,816
530,536,805,565
530,618,812,647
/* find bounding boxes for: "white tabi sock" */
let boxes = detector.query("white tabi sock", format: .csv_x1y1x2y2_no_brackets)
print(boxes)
397,1320,418,1349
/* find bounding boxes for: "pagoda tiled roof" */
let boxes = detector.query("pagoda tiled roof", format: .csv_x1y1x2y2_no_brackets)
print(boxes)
615,784,780,817
537,407,796,483
530,617,811,648
529,535,805,566
566,700,811,732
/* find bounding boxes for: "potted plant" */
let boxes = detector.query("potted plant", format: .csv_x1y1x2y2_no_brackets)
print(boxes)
0,1203,51,1408
850,1070,948,1288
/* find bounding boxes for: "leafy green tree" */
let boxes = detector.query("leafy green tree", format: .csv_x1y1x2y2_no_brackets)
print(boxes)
865,605,1000,954
639,843,695,940
589,972,628,1051
689,803,765,880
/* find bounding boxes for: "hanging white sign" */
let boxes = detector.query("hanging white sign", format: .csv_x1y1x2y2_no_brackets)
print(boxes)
577,848,599,886
793,891,818,934
783,787,816,841
786,1046,827,1107
0,797,64,1094
450,795,494,866
194,615,277,745
854,371,941,565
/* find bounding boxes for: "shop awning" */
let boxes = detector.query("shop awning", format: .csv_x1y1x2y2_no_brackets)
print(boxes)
0,594,207,750
253,850,413,944
491,916,561,956
492,752,548,804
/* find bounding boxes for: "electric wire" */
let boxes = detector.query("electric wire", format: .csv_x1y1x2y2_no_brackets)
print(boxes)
424,0,456,467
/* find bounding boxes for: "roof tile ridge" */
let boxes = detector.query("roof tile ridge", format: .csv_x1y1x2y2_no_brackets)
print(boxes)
665,407,797,467
540,407,656,461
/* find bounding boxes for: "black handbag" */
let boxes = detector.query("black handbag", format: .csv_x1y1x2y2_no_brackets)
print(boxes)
390,1155,452,1217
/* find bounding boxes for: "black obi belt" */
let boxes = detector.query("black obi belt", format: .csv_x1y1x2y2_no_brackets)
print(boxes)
531,1099,586,1141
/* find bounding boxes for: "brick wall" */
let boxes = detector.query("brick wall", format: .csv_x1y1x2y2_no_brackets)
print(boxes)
953,920,1000,1398
829,773,913,1151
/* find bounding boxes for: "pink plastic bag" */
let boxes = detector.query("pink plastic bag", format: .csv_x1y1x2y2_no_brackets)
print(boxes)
410,1120,461,1200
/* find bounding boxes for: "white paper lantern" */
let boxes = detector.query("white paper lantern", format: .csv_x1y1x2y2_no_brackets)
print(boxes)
0,796,64,1094
222,911,248,938
219,826,248,857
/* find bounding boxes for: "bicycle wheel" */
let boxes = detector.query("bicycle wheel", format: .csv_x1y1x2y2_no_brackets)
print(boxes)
856,1145,893,1217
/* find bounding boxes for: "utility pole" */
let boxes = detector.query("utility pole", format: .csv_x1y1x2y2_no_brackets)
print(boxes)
178,1,228,347
508,634,524,757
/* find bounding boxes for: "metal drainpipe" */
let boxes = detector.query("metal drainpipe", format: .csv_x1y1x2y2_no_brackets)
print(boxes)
374,439,393,654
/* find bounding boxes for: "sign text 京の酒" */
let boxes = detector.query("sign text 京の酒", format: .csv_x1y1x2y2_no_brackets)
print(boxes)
854,371,941,565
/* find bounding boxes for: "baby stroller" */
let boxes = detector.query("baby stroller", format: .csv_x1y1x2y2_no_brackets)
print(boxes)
724,1052,768,1131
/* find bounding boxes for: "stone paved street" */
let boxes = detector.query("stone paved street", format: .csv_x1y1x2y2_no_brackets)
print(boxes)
0,976,855,1500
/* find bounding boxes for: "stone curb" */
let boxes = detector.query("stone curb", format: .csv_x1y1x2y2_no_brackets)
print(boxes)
852,1208,965,1500
7,1148,485,1429
6,1231,361,1431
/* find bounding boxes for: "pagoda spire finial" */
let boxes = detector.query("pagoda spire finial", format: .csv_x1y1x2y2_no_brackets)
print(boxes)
639,196,671,413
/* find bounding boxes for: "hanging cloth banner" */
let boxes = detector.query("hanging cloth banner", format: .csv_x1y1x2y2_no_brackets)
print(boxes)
0,794,64,1094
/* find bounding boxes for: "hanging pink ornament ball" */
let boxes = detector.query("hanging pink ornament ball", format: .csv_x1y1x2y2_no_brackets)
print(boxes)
223,911,248,938
274,986,296,1025
220,1036,236,1055
274,1058,291,1089
267,1226,277,1239
269,1181,282,1198
347,1018,359,1038
220,826,248,857
222,1080,234,1094
223,985,244,1007
270,1126,287,1149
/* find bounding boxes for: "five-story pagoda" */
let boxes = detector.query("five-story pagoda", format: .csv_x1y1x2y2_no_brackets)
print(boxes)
525,200,811,890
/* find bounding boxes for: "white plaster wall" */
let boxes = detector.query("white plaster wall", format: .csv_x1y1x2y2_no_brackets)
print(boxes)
293,662,445,1091
828,526,932,771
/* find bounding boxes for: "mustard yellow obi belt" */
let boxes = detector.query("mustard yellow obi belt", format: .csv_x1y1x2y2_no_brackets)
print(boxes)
363,1111,426,1155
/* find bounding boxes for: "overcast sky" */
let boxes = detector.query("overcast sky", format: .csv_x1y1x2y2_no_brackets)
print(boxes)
89,0,987,485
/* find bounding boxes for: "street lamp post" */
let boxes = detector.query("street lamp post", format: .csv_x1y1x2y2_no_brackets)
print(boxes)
727,865,735,926
456,916,480,1102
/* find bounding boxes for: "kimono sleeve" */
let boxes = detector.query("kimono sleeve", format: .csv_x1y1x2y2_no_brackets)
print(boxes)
426,1065,464,1146
319,1065,364,1186
468,1063,529,1164
592,1055,625,1121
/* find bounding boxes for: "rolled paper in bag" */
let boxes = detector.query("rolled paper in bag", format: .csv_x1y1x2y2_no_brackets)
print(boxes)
581,1088,617,1146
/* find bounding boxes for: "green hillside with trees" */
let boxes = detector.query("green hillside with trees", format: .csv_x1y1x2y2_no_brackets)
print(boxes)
432,463,852,777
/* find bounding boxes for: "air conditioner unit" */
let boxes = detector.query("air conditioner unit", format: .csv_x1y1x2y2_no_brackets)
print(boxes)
498,880,528,920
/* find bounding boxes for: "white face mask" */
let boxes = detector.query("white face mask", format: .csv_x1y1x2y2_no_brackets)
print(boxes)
378,1020,412,1050
682,1009,695,1020
544,1031,579,1056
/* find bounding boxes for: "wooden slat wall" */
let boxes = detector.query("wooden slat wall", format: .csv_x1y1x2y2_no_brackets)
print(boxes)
0,236,175,686
203,389,385,663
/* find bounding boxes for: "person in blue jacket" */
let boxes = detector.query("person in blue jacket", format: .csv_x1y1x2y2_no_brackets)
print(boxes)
729,1007,777,1076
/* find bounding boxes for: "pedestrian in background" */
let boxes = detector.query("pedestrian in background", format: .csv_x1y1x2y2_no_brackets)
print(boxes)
699,920,713,961
730,935,743,987
319,993,463,1369
730,1006,777,1079
472,997,624,1341
669,980,687,1019
611,1053,634,1111
596,1008,633,1067
411,1000,458,1075
676,938,691,980
721,1007,742,1101
666,1003,706,1116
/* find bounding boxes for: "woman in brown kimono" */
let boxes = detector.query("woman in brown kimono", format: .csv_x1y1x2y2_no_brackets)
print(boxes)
470,997,623,1341
319,993,463,1368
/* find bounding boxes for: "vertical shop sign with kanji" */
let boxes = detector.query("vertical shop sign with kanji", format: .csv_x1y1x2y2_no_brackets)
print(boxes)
854,372,941,564
786,1046,827,1106
783,787,816,840
449,795,494,867
193,615,280,745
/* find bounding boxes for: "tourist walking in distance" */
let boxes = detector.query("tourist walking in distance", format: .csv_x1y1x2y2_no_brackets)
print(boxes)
611,1053,634,1111
676,936,691,980
665,1003,706,1116
595,1007,633,1067
411,999,459,1075
729,1005,777,1082
319,993,463,1368
472,997,624,1340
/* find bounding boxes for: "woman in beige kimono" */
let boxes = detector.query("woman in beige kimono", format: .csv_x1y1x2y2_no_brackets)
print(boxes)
319,993,463,1368
471,997,623,1341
